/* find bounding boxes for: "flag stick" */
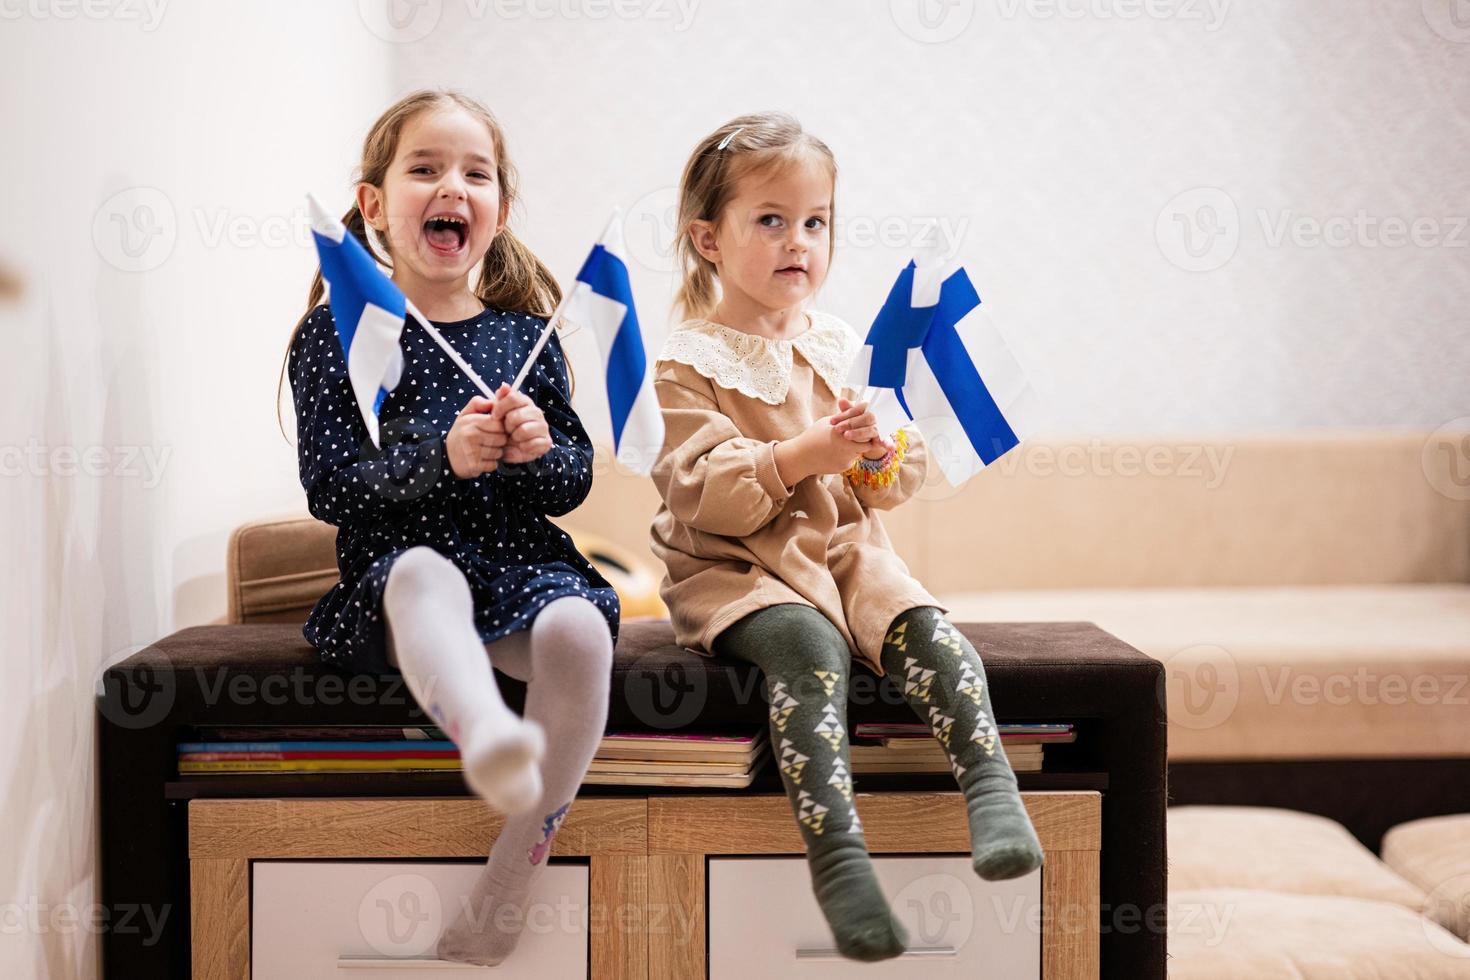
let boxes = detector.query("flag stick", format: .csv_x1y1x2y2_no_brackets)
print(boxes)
508,287,574,393
403,299,496,400
508,208,622,393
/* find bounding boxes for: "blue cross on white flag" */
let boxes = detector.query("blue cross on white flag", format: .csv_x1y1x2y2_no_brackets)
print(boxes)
306,193,407,449
549,212,664,475
847,259,1043,486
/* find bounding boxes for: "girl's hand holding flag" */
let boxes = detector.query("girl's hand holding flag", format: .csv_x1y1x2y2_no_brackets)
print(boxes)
445,384,554,478
488,382,554,464
830,397,894,459
445,395,508,479
847,255,1045,487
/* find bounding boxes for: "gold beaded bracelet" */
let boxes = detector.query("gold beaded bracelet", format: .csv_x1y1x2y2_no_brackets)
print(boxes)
843,428,909,490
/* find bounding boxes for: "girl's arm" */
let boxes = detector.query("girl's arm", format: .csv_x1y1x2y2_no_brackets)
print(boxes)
289,307,461,527
489,329,593,518
848,422,929,511
651,365,792,538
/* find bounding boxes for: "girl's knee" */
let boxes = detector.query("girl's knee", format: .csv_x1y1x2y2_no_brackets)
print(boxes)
385,547,468,605
531,596,614,677
782,606,850,671
889,604,945,637
721,604,850,675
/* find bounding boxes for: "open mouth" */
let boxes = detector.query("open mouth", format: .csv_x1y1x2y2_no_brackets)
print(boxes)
423,215,468,256
776,266,807,277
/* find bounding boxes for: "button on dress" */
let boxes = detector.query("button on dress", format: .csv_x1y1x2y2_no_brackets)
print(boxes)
288,302,620,674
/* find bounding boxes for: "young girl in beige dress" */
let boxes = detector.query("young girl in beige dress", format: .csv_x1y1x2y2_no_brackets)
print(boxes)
649,112,1044,963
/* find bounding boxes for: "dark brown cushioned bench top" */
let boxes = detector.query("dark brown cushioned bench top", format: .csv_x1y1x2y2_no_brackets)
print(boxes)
108,619,1158,730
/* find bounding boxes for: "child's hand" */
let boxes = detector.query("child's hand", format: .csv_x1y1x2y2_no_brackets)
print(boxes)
777,414,867,484
831,398,894,461
446,395,507,478
489,382,553,464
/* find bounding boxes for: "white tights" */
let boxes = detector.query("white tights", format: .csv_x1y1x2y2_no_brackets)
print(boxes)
381,546,614,965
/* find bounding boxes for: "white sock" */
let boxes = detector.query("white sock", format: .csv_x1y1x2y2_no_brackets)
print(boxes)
436,596,613,967
383,546,545,815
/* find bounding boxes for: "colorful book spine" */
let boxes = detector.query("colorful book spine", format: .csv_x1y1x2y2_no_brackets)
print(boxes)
179,759,463,773
179,750,460,762
177,741,458,753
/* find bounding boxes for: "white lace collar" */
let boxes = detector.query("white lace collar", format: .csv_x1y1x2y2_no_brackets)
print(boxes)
657,310,860,405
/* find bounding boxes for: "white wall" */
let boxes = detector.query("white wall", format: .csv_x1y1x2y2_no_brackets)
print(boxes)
0,3,393,976
391,0,1470,434
1,2,1467,976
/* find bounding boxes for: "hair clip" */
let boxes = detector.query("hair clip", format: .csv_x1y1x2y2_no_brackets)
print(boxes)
716,126,744,151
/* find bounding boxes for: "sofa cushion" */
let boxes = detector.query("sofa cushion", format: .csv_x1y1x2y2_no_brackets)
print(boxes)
226,514,338,624
1383,814,1470,941
940,584,1470,760
225,514,670,625
1168,806,1428,911
1167,888,1470,978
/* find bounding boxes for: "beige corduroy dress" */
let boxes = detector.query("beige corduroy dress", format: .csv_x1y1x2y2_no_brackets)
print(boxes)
648,310,946,677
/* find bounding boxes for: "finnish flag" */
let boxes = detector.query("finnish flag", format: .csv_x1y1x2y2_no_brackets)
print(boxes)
306,193,406,449
848,260,1043,486
554,214,664,475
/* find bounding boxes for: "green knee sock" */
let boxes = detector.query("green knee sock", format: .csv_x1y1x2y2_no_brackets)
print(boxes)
716,604,908,962
880,607,1045,881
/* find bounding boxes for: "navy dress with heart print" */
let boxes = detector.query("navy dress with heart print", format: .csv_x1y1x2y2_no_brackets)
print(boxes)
288,302,621,674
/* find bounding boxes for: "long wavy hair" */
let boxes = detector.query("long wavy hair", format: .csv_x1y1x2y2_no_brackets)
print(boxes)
276,89,563,436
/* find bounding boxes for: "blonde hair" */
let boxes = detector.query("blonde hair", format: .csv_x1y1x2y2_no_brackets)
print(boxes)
674,111,838,322
277,89,562,433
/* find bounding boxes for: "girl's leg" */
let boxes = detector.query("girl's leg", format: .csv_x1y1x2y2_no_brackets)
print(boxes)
716,604,909,963
436,595,614,967
383,547,546,815
879,606,1044,880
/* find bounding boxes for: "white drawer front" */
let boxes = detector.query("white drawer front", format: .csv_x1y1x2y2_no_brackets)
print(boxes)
252,861,589,978
710,855,1041,979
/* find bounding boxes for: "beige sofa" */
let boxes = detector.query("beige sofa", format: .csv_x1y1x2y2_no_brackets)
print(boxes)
571,427,1470,754
237,427,1470,843
1167,805,1470,977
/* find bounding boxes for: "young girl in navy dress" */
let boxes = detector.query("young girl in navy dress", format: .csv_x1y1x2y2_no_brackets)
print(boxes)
283,89,619,967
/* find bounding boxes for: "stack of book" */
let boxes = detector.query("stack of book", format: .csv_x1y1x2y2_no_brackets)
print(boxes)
176,725,770,789
585,729,768,787
848,723,1075,774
